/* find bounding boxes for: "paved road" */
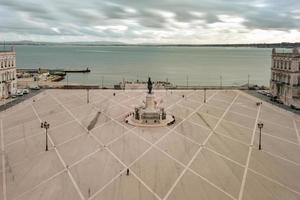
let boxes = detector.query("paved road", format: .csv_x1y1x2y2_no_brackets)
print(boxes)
244,90,300,115
0,89,43,112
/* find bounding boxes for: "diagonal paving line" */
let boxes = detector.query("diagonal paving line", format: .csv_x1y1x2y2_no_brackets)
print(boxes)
260,117,298,132
68,129,133,170
215,115,300,146
194,145,300,196
30,104,85,200
248,168,300,196
241,91,295,120
85,89,203,198
261,149,300,166
1,120,7,200
127,124,240,200
126,126,236,200
14,170,66,200
101,89,189,113
49,89,216,200
49,90,162,200
90,89,198,139
293,116,300,145
196,102,300,147
4,89,200,200
238,100,261,200
49,90,136,151
163,92,240,200
94,89,218,199
85,90,199,198
205,147,245,168
5,119,77,147
87,131,162,200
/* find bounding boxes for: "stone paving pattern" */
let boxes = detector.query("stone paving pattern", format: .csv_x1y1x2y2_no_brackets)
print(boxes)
0,89,300,200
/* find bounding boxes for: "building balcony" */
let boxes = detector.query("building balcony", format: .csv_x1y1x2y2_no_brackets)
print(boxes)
0,79,16,84
271,80,292,86
271,80,284,84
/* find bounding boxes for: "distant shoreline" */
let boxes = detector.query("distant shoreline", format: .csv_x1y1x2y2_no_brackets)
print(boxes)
2,42,300,48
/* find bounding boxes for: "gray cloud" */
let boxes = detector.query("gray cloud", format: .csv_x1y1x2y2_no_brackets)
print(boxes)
0,0,48,14
0,0,300,43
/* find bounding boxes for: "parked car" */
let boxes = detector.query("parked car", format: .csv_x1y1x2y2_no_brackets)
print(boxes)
22,89,29,94
16,89,23,96
291,105,300,110
29,85,40,90
266,93,272,97
270,96,277,102
276,99,284,104
257,90,265,95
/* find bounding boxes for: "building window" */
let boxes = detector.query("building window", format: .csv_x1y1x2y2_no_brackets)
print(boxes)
288,61,291,70
284,61,287,69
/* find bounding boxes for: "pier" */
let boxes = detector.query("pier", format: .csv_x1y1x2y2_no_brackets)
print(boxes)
17,67,91,74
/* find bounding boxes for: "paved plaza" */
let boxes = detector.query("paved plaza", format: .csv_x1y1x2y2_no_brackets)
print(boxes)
0,89,300,200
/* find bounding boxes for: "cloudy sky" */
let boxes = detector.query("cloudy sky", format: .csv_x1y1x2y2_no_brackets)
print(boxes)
1,0,300,44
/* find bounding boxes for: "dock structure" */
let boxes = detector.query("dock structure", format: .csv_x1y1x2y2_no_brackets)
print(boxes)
64,67,91,73
17,67,91,74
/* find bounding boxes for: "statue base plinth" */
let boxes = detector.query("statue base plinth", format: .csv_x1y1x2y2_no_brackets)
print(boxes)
125,92,175,127
125,114,174,127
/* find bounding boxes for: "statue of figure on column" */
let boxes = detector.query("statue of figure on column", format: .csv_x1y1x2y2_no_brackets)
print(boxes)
147,77,153,94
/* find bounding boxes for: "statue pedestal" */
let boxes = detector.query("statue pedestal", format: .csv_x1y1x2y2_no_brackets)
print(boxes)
145,94,155,111
125,92,175,127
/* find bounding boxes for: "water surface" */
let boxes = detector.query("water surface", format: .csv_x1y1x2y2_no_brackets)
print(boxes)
16,45,271,86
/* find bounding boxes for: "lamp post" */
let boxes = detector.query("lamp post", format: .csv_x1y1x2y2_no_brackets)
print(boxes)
204,88,207,103
220,75,223,89
257,122,264,150
247,74,250,89
186,75,189,88
41,121,50,151
87,89,90,104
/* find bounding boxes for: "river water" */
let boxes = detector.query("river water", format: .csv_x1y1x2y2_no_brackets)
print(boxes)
15,45,272,87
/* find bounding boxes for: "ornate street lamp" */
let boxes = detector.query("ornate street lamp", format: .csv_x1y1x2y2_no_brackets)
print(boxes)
87,89,90,104
204,88,207,103
257,122,264,150
41,121,50,151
